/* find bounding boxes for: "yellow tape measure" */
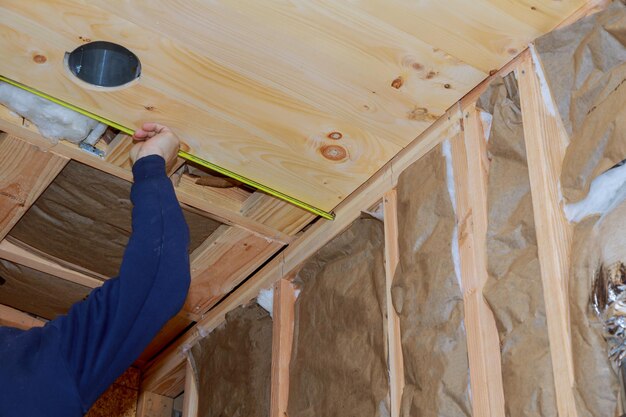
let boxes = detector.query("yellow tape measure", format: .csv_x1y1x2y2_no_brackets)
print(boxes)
0,75,334,220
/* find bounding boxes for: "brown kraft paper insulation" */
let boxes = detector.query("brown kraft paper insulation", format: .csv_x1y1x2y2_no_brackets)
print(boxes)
534,1,626,204
288,218,388,417
567,215,619,417
391,145,471,417
190,302,272,417
0,258,91,319
478,75,557,417
9,160,222,278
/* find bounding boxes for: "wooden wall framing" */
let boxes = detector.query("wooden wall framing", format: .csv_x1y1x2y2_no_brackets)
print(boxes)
0,2,606,416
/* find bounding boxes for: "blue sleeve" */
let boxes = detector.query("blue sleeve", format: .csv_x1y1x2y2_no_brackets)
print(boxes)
50,155,191,409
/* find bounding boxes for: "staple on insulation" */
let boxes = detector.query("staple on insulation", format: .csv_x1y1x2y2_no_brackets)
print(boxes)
0,81,99,144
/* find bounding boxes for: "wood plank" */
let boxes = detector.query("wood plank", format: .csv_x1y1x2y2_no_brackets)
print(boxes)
0,238,103,288
240,192,316,237
0,303,45,330
0,134,68,240
451,111,505,417
175,175,293,244
340,0,584,73
142,357,187,398
382,190,404,417
141,103,463,396
518,49,577,417
136,392,174,417
182,359,198,417
185,226,283,315
270,279,296,417
136,312,193,366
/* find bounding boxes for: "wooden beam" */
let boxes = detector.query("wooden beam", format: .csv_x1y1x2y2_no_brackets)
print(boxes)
186,225,283,315
0,238,103,288
0,133,68,240
136,392,174,417
382,190,404,417
518,49,577,417
141,103,462,396
175,176,296,244
0,110,312,242
0,303,45,330
182,359,198,417
451,112,505,417
270,279,296,417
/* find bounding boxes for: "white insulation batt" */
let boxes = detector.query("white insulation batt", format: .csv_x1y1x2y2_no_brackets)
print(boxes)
564,162,626,223
0,81,98,143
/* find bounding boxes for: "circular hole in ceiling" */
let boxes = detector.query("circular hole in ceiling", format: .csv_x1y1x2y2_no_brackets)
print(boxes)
66,41,141,88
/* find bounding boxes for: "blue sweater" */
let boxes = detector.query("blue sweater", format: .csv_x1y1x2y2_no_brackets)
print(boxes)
0,155,191,415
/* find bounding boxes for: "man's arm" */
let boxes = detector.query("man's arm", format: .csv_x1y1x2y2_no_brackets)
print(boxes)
50,124,190,410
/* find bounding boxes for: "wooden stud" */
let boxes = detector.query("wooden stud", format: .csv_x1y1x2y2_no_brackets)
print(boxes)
0,303,45,330
0,134,68,240
182,359,198,417
452,112,505,417
136,392,174,417
382,190,404,417
270,279,296,417
518,49,577,417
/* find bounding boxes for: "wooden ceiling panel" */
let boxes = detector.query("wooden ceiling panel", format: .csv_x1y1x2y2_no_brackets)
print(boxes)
0,0,583,212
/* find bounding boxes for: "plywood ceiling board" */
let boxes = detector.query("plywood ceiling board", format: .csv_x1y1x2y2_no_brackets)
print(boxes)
0,1,581,212
347,0,585,73
0,0,482,212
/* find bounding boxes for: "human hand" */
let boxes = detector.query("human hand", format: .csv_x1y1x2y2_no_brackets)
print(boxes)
130,122,180,168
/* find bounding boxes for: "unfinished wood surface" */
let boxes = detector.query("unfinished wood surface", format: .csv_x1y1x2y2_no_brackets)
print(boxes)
0,134,67,240
137,392,174,417
382,190,404,417
0,303,45,330
452,111,505,417
0,0,583,211
0,112,312,241
175,175,295,243
186,226,283,315
270,279,296,417
518,50,576,417
141,103,463,397
0,238,103,288
182,359,198,417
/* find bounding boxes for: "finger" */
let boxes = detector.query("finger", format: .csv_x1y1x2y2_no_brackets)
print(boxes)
132,129,149,139
141,122,170,134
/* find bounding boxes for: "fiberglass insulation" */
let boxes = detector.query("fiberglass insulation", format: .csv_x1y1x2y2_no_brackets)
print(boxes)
288,218,389,417
391,144,471,417
190,302,272,417
478,74,557,417
9,160,221,278
533,3,626,415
